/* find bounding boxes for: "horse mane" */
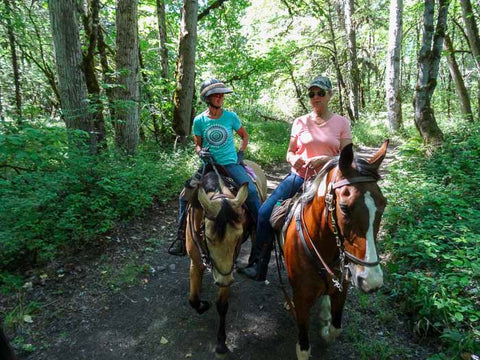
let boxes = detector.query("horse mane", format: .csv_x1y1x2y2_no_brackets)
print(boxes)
301,156,382,204
201,171,242,239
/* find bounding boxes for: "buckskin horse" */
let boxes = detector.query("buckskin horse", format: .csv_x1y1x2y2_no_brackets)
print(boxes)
283,141,388,360
185,160,267,356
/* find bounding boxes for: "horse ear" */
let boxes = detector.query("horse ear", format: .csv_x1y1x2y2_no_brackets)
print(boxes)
229,183,249,209
368,139,389,169
198,187,221,217
339,143,354,173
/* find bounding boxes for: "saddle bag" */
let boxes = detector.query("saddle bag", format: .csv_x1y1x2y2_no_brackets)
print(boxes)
270,197,295,230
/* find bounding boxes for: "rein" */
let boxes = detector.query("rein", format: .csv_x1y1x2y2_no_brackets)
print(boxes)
296,170,380,291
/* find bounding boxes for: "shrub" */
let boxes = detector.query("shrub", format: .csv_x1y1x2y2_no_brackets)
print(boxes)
0,123,196,270
382,122,480,358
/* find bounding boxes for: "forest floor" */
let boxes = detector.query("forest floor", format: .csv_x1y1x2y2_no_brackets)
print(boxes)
3,145,442,360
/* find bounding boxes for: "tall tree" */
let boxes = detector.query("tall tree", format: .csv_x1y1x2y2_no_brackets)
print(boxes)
444,34,473,122
3,0,22,120
172,0,198,141
48,0,95,151
80,0,106,148
114,0,140,154
326,0,346,116
460,0,480,75
156,0,169,79
414,0,450,144
459,0,480,121
344,0,360,122
385,0,403,131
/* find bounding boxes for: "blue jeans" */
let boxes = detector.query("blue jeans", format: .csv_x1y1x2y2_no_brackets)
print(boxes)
224,163,261,219
254,172,304,261
178,164,261,223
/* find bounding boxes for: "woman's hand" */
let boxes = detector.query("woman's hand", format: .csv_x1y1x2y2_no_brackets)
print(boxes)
288,153,305,170
305,155,331,170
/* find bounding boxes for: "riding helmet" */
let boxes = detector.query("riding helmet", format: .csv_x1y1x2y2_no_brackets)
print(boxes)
200,78,233,103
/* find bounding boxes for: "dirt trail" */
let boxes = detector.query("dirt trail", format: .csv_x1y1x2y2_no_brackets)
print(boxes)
4,145,440,360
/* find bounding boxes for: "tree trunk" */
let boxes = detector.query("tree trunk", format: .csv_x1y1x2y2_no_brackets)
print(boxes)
81,0,107,149
385,0,403,131
334,0,355,121
97,26,115,114
326,0,345,116
414,0,450,145
156,0,169,79
444,34,473,122
344,0,360,122
4,0,22,121
139,48,162,143
114,0,140,154
172,0,198,141
23,3,61,106
48,0,95,151
460,0,480,75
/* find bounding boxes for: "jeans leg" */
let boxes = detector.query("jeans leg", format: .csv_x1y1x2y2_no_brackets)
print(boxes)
225,164,261,219
255,173,304,259
178,196,188,224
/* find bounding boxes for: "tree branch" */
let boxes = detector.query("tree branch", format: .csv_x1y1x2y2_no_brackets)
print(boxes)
198,0,228,22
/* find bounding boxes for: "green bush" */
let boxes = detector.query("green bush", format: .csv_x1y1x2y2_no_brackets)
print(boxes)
382,122,480,358
241,115,290,165
0,123,195,270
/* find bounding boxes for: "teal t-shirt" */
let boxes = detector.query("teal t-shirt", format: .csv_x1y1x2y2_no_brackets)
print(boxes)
193,110,241,165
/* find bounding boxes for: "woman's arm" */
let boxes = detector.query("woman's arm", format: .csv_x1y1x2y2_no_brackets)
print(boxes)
194,135,203,154
286,136,305,170
235,126,249,152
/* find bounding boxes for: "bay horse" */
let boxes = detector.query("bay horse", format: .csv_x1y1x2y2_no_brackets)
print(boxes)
283,141,388,360
185,160,266,356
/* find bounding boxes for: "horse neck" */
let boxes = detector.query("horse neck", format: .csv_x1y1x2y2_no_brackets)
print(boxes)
302,190,339,259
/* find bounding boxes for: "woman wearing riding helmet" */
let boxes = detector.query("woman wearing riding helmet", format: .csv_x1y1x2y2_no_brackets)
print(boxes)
169,78,261,256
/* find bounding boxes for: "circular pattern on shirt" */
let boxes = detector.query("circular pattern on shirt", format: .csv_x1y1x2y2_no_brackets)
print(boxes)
205,124,228,147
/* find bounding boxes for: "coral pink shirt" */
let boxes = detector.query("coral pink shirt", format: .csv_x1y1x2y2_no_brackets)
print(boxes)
290,113,351,178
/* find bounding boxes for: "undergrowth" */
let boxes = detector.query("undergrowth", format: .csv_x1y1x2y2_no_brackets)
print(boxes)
0,123,195,275
382,122,480,359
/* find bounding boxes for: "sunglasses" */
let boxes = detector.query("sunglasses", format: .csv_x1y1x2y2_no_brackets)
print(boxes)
308,89,327,98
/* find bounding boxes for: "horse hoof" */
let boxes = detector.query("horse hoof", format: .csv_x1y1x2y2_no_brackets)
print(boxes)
320,325,342,344
215,344,229,358
197,300,211,314
296,343,311,360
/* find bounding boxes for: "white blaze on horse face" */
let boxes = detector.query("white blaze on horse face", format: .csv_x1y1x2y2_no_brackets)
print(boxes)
355,191,383,292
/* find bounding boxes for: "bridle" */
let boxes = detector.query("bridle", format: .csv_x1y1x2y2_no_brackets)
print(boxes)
189,191,244,278
296,168,381,291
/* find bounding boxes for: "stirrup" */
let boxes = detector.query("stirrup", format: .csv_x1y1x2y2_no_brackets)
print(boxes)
168,238,186,256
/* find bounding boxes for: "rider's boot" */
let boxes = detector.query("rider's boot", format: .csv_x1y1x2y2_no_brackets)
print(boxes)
241,242,271,281
168,198,188,256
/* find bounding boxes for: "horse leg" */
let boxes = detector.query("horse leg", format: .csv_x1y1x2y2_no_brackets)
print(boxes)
293,286,318,360
318,295,342,343
327,287,348,339
188,261,210,314
215,287,230,357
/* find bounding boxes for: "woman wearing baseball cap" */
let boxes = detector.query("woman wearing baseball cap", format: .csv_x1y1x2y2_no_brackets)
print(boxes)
241,75,352,281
